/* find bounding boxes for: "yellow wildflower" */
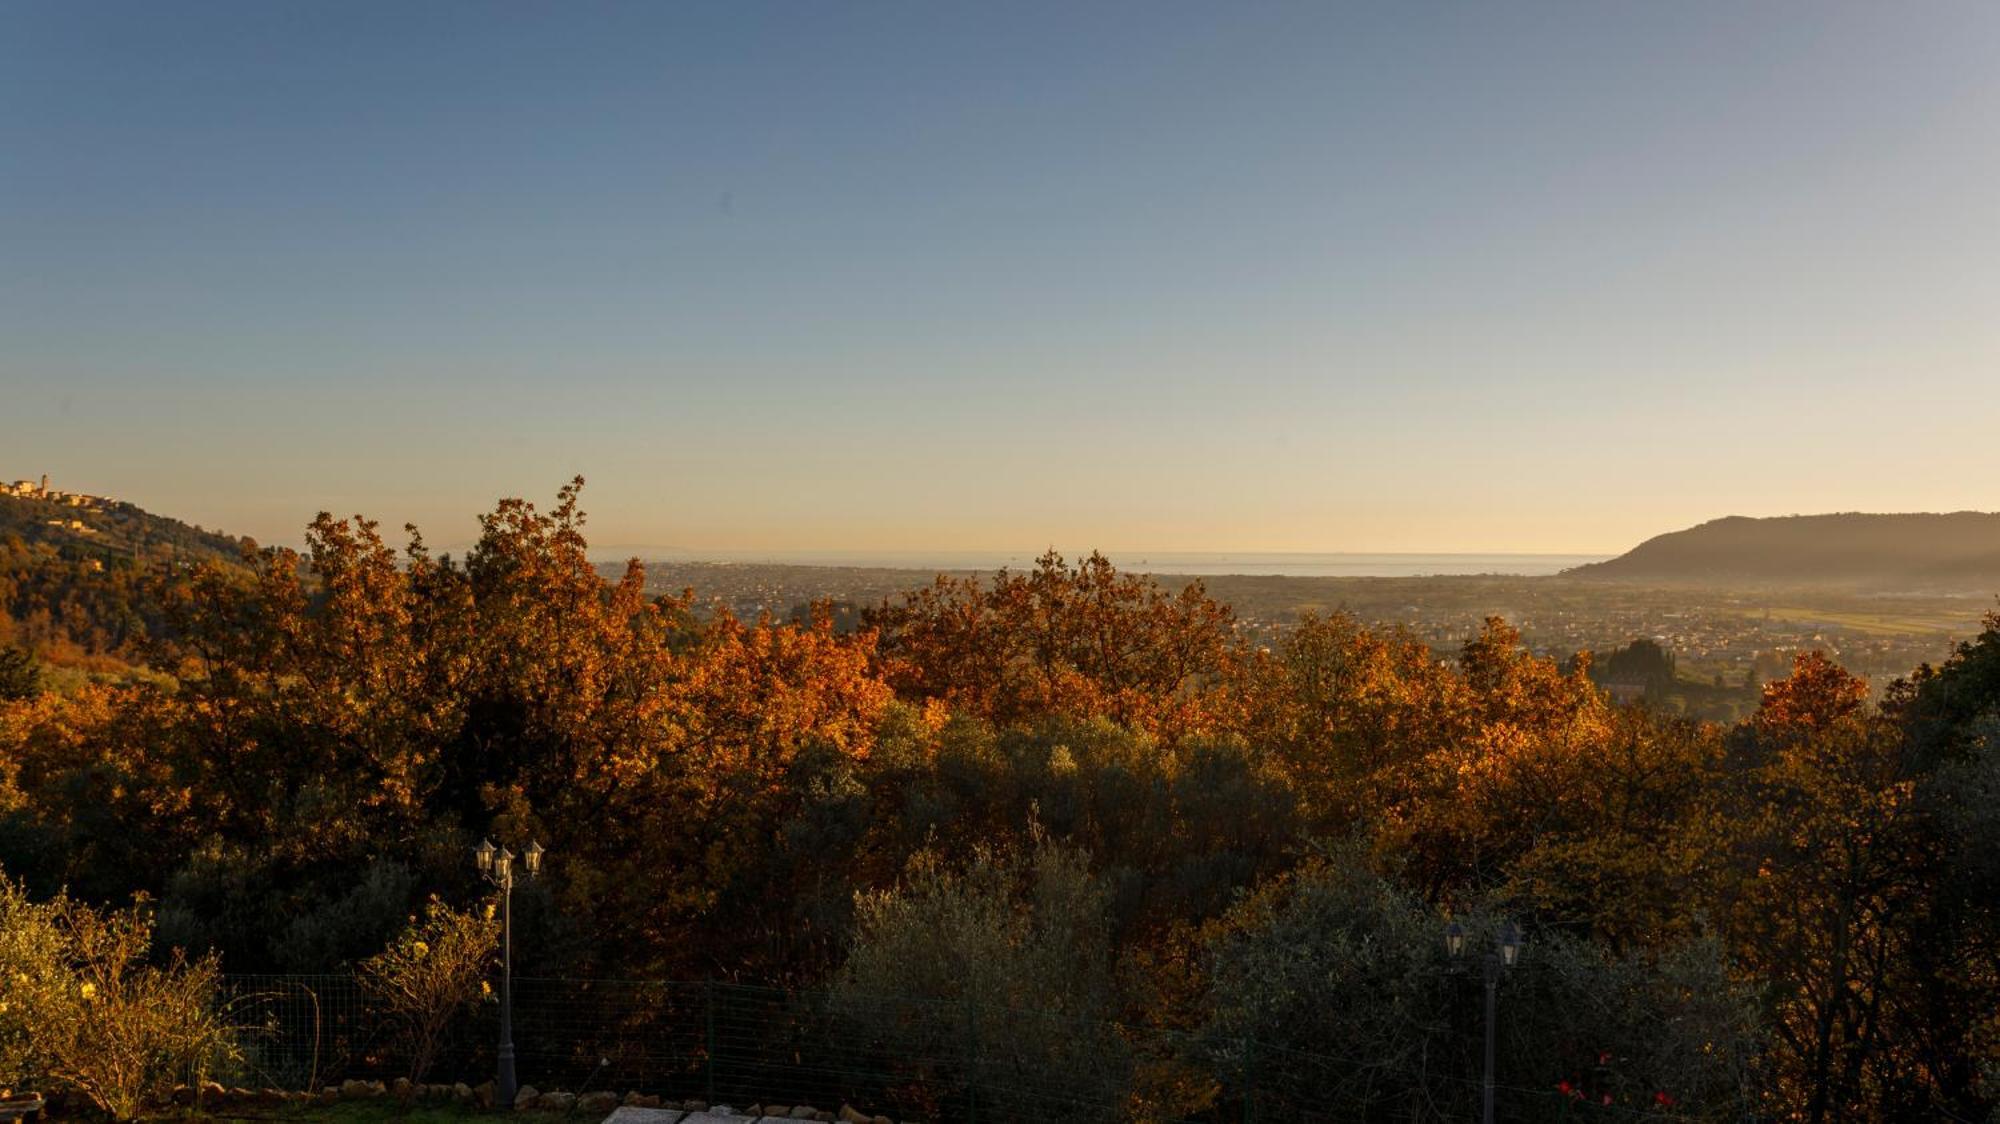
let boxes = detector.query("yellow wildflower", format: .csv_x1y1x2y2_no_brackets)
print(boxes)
79,982,97,1000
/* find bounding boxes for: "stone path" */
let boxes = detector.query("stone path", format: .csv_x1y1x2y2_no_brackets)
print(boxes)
603,1105,898,1124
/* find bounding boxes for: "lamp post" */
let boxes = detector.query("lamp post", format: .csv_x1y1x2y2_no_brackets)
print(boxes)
476,838,546,1109
1446,919,1523,1124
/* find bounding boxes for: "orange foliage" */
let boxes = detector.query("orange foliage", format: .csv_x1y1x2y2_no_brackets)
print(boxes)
869,550,1241,741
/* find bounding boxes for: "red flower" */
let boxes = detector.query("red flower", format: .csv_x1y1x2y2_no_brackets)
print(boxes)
1598,1050,1612,1066
1602,1093,1613,1106
1556,1081,1572,1095
1655,1090,1676,1106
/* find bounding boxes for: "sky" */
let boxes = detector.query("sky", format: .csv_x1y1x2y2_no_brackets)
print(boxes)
3,3,1998,556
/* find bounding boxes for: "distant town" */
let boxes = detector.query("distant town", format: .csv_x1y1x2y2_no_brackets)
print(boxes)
2,473,106,507
615,558,1992,723
2,474,109,536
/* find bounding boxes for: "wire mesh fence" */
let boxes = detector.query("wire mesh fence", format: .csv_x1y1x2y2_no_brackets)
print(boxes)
213,975,1694,1123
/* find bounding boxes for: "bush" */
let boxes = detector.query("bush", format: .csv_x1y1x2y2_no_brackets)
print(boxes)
0,869,238,1118
0,871,65,1089
829,838,1136,1122
357,895,499,1083
1198,849,1758,1121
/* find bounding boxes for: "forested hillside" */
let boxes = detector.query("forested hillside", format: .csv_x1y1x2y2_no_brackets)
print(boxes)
0,493,250,668
0,492,248,564
1570,512,2000,588
3,481,1998,1120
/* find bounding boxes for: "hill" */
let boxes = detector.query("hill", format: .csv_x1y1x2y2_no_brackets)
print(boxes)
0,490,249,565
0,487,251,665
1567,512,2000,589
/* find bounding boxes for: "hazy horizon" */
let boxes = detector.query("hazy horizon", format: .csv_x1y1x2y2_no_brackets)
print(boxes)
579,547,1611,577
6,3,1998,552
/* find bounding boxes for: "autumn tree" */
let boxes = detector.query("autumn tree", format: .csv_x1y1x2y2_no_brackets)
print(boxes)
869,551,1242,741
1726,653,1931,1120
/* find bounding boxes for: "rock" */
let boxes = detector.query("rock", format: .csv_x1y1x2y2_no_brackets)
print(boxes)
685,1102,708,1113
873,1117,893,1124
813,1114,833,1123
477,1080,497,1107
168,1085,194,1106
391,1077,413,1099
791,1108,818,1120
580,1090,622,1114
316,1088,340,1106
622,1091,646,1106
455,1082,475,1102
840,1107,870,1124
367,1080,389,1098
537,1091,578,1112
515,1084,542,1109
764,1108,790,1118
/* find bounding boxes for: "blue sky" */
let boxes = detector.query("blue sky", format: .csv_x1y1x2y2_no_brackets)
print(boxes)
4,3,1997,554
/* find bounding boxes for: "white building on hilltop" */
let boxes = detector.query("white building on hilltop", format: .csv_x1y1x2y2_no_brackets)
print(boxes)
3,475,105,506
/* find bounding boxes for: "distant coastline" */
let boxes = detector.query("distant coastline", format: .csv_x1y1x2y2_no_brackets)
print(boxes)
586,549,1612,578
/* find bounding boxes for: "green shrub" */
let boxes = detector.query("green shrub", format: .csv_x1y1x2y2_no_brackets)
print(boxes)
0,869,238,1118
1198,848,1757,1121
830,838,1134,1122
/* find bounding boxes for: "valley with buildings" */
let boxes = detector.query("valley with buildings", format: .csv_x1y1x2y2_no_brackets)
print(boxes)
618,556,1990,724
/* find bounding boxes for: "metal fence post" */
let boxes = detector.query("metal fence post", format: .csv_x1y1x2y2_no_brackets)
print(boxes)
705,978,717,1104
1242,1036,1256,1124
963,994,979,1124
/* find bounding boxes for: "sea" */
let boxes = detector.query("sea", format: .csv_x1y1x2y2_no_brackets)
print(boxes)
601,550,1611,578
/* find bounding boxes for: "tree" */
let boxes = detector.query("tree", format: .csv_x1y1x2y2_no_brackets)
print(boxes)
830,838,1138,1122
0,646,37,701
868,551,1242,741
1197,849,1756,1121
1725,652,1932,1121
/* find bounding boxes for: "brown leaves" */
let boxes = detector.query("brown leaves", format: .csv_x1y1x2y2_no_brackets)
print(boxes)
869,550,1242,742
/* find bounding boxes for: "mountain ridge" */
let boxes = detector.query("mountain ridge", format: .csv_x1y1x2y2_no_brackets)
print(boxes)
1566,511,2000,589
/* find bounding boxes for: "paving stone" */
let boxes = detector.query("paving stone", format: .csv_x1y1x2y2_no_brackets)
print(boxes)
600,1107,687,1124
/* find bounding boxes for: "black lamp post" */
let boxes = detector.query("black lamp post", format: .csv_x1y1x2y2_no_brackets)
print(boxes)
1446,919,1523,1124
476,838,546,1109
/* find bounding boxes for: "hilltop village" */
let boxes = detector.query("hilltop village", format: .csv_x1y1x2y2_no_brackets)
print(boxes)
2,474,109,536
3,474,106,507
